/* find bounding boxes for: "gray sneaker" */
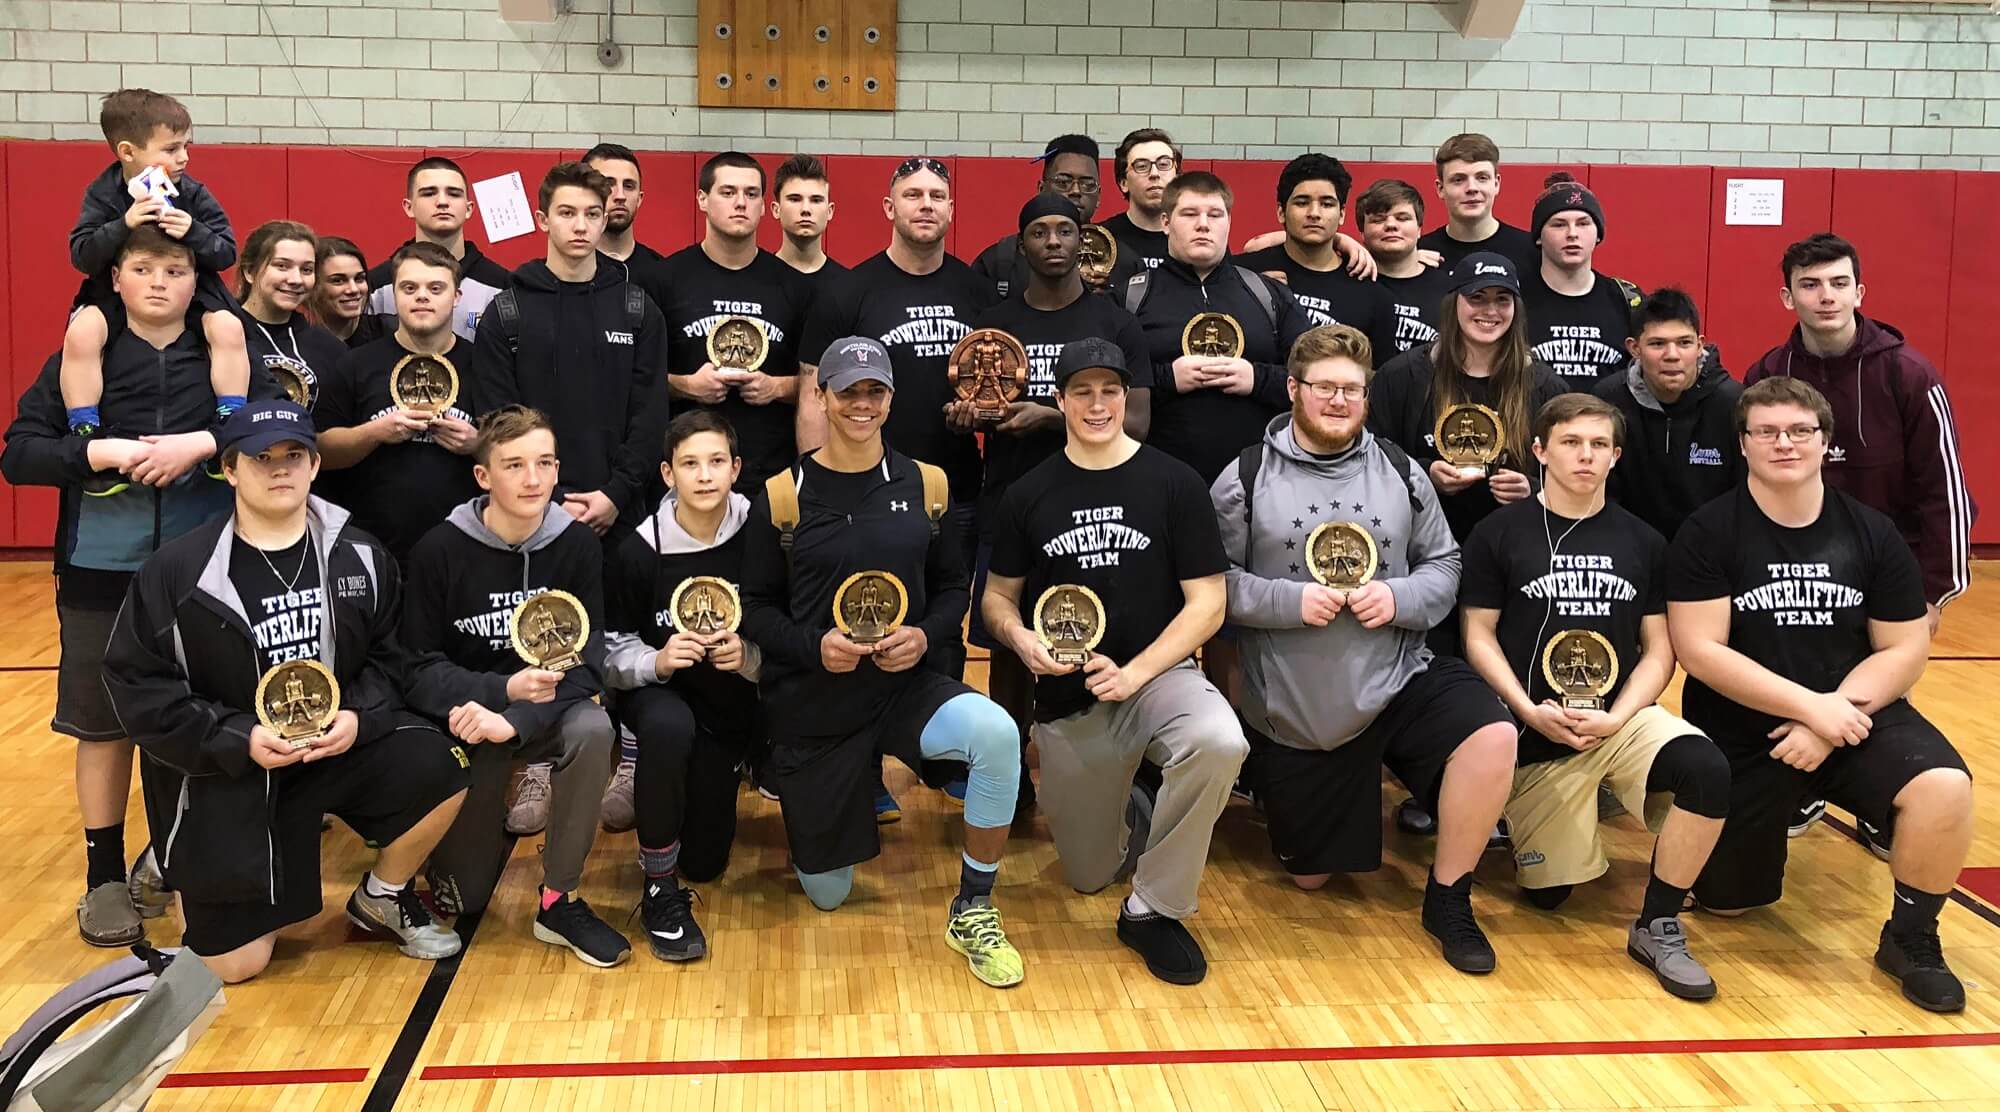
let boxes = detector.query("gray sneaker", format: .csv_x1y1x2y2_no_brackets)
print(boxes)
346,882,463,960
128,847,171,920
1628,916,1716,1001
506,761,553,836
77,881,144,947
1596,782,1627,820
600,757,637,833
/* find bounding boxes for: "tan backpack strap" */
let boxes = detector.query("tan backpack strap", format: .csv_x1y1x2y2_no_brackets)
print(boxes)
916,461,949,535
764,470,800,551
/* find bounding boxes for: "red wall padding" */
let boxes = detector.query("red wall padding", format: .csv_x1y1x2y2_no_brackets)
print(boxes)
4,140,1995,544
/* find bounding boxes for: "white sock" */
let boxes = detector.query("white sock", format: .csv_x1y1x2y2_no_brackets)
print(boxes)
364,872,405,899
1124,891,1154,918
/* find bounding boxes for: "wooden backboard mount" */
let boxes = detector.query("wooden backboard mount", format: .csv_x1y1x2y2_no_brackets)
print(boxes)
697,0,897,111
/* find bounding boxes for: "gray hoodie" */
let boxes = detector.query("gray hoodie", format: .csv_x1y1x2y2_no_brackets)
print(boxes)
1210,415,1461,750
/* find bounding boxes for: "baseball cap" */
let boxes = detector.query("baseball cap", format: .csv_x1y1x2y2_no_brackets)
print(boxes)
1449,251,1522,297
1052,337,1131,388
218,400,316,457
816,336,895,392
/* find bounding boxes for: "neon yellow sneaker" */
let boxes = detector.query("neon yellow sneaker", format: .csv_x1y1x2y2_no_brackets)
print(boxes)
945,900,1024,988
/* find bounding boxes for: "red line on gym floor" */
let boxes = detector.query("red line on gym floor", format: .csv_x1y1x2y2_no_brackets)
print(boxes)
160,1067,370,1088
417,1031,2000,1081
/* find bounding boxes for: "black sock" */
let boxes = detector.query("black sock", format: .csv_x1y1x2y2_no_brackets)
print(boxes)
1638,872,1690,927
954,853,997,911
84,824,126,889
1525,883,1574,911
1890,880,1946,938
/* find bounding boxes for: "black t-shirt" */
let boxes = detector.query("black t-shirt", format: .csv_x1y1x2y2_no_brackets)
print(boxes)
1377,266,1454,355
1236,245,1398,360
1667,485,1927,748
236,308,348,413
1523,270,1639,388
786,255,850,305
1461,499,1667,765
1417,222,1538,275
970,290,1150,512
1101,212,1169,271
798,252,994,498
989,445,1227,721
648,246,812,485
314,335,481,559
227,533,326,673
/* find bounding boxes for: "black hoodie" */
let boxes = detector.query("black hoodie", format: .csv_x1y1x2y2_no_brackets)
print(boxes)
1123,254,1312,485
400,498,608,741
1593,347,1744,542
468,256,672,521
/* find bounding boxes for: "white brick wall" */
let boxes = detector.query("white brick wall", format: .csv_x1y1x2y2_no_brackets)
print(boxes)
2,0,1998,169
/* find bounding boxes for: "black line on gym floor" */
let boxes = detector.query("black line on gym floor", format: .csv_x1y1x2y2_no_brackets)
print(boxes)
0,664,58,672
1822,814,2000,932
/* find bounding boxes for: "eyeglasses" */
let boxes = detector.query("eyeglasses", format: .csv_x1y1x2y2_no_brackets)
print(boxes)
1745,424,1821,444
1127,156,1177,177
1297,380,1367,402
1045,175,1100,194
891,157,950,184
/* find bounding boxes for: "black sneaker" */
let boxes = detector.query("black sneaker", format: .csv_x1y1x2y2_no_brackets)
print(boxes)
1116,907,1207,985
639,879,707,962
1422,873,1496,975
1858,818,1894,862
533,891,632,968
1394,798,1436,836
1788,798,1827,838
1875,922,1964,1013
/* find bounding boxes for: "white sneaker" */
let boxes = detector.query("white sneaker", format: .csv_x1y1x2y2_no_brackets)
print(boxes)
506,762,553,836
601,758,637,833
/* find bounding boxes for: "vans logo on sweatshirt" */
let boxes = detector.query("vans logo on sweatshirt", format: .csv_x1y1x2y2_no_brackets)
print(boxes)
605,330,635,345
1688,443,1724,467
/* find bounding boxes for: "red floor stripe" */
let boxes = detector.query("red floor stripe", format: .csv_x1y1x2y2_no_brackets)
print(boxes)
161,1067,370,1089
418,1031,2000,1081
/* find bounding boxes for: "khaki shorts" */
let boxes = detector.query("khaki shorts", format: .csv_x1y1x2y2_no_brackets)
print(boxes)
1506,704,1697,889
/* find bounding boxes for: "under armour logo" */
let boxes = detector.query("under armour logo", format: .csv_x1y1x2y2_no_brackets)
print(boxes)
891,500,909,512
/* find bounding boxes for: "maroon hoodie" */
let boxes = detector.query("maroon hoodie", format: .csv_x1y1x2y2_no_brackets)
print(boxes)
1746,314,1974,608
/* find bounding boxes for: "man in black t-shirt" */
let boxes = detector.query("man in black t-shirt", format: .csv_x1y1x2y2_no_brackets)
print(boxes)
1100,129,1178,271
1357,180,1453,357
584,142,671,281
1522,175,1641,387
771,153,847,295
649,152,810,488
317,242,481,559
1414,134,1538,275
984,339,1245,986
970,134,1125,301
364,156,511,341
1461,393,1728,1000
1238,154,1398,361
1668,377,1973,1014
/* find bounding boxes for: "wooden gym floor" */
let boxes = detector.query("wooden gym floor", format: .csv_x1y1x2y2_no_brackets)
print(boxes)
3,560,2000,1111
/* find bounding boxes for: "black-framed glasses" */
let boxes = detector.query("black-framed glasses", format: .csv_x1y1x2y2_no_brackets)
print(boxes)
1296,380,1367,402
892,156,950,184
1128,156,1178,177
1044,174,1100,194
1746,424,1821,444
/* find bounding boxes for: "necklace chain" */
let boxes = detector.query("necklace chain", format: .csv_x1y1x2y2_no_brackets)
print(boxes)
255,536,312,593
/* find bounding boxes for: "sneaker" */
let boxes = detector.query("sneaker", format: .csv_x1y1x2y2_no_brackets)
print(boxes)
1118,779,1157,883
76,881,144,947
1596,782,1627,820
346,883,463,960
638,879,707,962
1788,798,1827,838
600,758,637,833
875,786,902,825
425,867,464,918
1489,818,1511,850
534,892,632,968
80,473,130,498
944,899,1025,988
1875,922,1964,1013
506,762,553,836
1117,907,1207,985
128,846,171,920
1394,798,1437,836
940,779,968,809
1627,917,1716,1001
1421,873,1496,975
1858,817,1894,862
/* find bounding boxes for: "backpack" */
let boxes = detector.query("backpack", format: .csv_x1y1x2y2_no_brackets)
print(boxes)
765,459,949,558
0,943,224,1112
1235,437,1423,557
490,283,647,353
1123,266,1280,338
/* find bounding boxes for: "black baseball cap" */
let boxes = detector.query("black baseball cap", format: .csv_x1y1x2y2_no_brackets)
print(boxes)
1053,338,1131,388
1449,251,1522,296
218,400,316,457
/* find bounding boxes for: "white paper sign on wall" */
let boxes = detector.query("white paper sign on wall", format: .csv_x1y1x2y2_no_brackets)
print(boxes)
473,171,537,242
1724,179,1784,227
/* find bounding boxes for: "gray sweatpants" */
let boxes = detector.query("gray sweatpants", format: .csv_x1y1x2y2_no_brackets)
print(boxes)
427,700,614,913
1032,661,1247,919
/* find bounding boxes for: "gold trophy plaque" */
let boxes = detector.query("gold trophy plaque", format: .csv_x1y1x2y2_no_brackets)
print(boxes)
1541,629,1619,712
389,352,459,414
832,571,908,646
1181,312,1245,359
1078,224,1118,286
269,357,314,409
706,316,769,373
255,658,340,750
1033,584,1106,667
670,575,741,636
1305,522,1379,591
510,589,590,672
947,329,1029,423
1435,403,1504,479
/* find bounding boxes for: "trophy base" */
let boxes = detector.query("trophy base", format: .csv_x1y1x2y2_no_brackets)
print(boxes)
1560,696,1605,711
848,630,888,647
1051,648,1091,667
1455,465,1488,480
971,404,1009,423
279,729,325,751
542,653,582,672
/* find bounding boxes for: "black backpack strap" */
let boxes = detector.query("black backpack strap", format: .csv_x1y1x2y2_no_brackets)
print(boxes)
1122,271,1150,315
492,289,521,352
1374,438,1423,514
624,283,646,332
1612,276,1644,309
1235,443,1264,569
1234,266,1281,338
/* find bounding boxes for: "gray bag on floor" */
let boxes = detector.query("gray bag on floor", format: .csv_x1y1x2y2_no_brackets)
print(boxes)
0,943,225,1112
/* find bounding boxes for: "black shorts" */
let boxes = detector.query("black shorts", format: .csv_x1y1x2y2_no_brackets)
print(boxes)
179,720,468,957
54,604,123,742
771,671,970,875
1247,657,1510,875
1693,700,1968,912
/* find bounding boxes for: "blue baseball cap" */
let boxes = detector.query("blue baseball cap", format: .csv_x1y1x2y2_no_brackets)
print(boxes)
218,400,317,457
1449,251,1522,296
